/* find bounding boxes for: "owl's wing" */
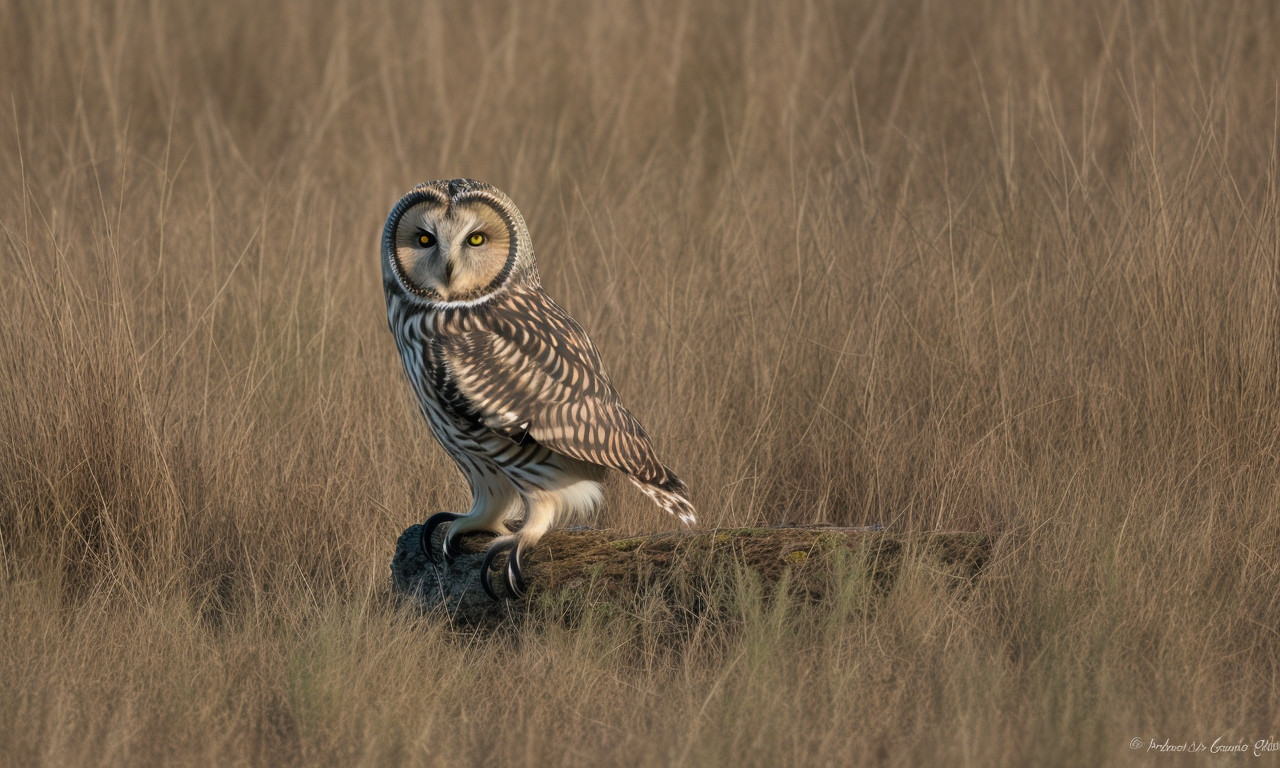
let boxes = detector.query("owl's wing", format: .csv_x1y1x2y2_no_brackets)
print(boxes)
441,289,686,495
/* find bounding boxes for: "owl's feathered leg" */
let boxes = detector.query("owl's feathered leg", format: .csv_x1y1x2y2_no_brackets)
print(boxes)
447,479,519,561
420,472,519,563
480,491,558,600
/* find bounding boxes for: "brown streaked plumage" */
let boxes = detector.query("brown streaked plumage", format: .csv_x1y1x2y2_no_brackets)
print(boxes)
381,179,695,599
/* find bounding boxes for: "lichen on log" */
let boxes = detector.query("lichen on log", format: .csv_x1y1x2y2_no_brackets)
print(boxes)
390,522,991,628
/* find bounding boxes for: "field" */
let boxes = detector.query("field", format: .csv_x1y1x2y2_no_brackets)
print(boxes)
3,0,1280,764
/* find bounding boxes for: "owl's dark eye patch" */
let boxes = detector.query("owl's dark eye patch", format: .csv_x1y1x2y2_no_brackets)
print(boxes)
417,231,436,248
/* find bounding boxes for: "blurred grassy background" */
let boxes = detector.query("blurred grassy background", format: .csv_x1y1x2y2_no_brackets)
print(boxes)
1,0,1278,764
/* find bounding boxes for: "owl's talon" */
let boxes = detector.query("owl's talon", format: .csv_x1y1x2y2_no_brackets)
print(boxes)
480,538,526,600
508,555,527,597
441,532,463,563
420,512,462,564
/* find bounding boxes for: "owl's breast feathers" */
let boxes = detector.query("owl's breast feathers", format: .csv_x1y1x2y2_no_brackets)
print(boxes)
418,286,682,490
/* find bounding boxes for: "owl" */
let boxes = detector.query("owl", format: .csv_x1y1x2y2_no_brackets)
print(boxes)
381,179,696,599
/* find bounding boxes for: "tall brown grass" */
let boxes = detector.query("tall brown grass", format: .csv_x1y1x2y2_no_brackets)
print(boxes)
2,0,1279,764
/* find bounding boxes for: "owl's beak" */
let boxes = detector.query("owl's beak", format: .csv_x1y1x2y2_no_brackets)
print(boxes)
434,245,454,287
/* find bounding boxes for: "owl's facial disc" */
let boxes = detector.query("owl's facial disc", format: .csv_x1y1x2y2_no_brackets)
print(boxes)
393,199,513,301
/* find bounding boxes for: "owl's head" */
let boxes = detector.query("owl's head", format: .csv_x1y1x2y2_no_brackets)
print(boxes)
382,179,537,305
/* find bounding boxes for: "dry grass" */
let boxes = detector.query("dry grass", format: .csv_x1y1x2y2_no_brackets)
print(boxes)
2,0,1279,764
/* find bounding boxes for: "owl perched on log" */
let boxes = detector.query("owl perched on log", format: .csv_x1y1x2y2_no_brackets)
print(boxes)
381,179,696,599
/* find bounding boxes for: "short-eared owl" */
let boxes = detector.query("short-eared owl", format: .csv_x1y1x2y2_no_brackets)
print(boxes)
382,179,696,599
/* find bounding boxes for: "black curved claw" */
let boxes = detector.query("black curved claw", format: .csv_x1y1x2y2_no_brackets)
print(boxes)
441,530,465,563
507,543,527,598
420,512,462,564
480,539,526,600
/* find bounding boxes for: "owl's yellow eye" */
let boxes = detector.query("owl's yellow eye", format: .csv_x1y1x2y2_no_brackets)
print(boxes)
417,232,435,248
467,232,486,247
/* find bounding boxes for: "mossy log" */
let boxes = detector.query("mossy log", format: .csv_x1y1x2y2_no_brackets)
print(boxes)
390,523,992,628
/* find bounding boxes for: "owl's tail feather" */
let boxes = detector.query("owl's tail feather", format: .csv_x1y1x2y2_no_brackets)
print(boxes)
630,475,697,527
